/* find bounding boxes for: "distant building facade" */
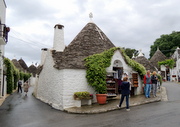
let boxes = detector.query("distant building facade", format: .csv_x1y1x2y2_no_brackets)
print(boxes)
171,47,180,82
0,0,9,98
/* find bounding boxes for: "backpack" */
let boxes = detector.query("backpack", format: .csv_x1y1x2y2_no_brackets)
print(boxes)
18,81,22,86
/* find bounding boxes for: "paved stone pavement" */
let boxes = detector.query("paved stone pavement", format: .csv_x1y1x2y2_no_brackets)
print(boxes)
64,87,167,114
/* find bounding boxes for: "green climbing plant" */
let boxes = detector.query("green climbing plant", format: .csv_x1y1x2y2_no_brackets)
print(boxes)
84,47,146,94
4,58,31,94
13,68,20,90
84,47,120,94
121,49,146,78
158,59,175,69
4,58,14,94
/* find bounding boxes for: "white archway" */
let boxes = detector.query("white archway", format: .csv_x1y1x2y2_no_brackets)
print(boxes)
113,60,123,67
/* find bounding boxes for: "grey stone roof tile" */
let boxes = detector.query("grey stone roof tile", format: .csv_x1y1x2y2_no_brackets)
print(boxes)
52,22,115,69
150,49,167,69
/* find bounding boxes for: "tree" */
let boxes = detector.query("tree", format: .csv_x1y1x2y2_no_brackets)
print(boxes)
150,31,180,58
122,47,138,58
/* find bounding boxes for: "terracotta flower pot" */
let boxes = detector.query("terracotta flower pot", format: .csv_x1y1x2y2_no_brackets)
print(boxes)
96,94,107,104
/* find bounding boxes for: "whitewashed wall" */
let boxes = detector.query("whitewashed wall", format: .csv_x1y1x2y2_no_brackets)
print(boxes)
36,50,64,110
29,76,37,86
62,69,95,109
0,0,6,98
0,0,6,23
106,50,132,73
106,50,143,95
176,59,180,81
36,49,95,110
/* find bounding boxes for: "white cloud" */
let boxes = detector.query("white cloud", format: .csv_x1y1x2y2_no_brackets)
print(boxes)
4,0,180,66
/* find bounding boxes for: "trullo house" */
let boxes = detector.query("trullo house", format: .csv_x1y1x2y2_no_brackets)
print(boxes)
35,21,143,110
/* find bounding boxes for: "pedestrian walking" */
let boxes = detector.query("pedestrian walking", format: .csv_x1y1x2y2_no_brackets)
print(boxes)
143,70,152,98
151,71,158,97
117,76,131,111
167,72,170,81
17,80,22,93
23,81,29,96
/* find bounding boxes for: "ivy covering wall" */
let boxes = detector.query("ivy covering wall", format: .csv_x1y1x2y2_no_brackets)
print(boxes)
120,49,146,78
84,47,119,94
4,58,31,94
84,47,146,94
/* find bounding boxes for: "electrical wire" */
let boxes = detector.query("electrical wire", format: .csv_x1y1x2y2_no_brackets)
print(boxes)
8,28,52,48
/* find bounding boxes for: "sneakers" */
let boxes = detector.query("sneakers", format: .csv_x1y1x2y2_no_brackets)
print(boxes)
117,105,121,109
126,109,130,111
117,105,130,111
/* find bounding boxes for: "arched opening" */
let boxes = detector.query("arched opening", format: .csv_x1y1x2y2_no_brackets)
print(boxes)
113,60,123,67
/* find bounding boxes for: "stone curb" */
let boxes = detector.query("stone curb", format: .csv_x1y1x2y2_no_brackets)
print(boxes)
64,98,162,114
64,87,167,114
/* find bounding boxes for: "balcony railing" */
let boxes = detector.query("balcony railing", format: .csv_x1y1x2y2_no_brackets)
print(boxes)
0,24,10,44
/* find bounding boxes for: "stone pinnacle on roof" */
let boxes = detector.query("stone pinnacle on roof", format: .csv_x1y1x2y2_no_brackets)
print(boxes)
89,12,93,23
138,49,144,57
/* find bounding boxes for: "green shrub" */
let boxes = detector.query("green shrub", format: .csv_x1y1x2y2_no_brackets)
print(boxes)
4,58,14,94
74,91,91,99
4,58,31,94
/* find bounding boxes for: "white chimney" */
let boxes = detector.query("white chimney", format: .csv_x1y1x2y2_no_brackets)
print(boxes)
40,48,48,65
53,24,65,52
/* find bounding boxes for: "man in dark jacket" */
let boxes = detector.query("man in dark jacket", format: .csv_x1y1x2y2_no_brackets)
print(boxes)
117,76,130,111
17,80,22,93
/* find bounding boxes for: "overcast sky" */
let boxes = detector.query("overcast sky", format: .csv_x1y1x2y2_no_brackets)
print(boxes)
4,0,180,66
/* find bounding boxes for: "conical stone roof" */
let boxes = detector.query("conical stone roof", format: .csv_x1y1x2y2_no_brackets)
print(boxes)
18,58,29,72
52,22,115,69
134,56,157,72
28,64,37,77
12,59,24,72
150,49,167,69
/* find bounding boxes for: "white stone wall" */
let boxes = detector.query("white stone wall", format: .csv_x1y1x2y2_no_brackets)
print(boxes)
0,0,6,23
36,50,64,110
36,49,95,110
178,59,180,75
40,49,48,65
62,69,95,109
136,75,143,95
0,0,6,98
106,50,132,73
29,76,37,86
